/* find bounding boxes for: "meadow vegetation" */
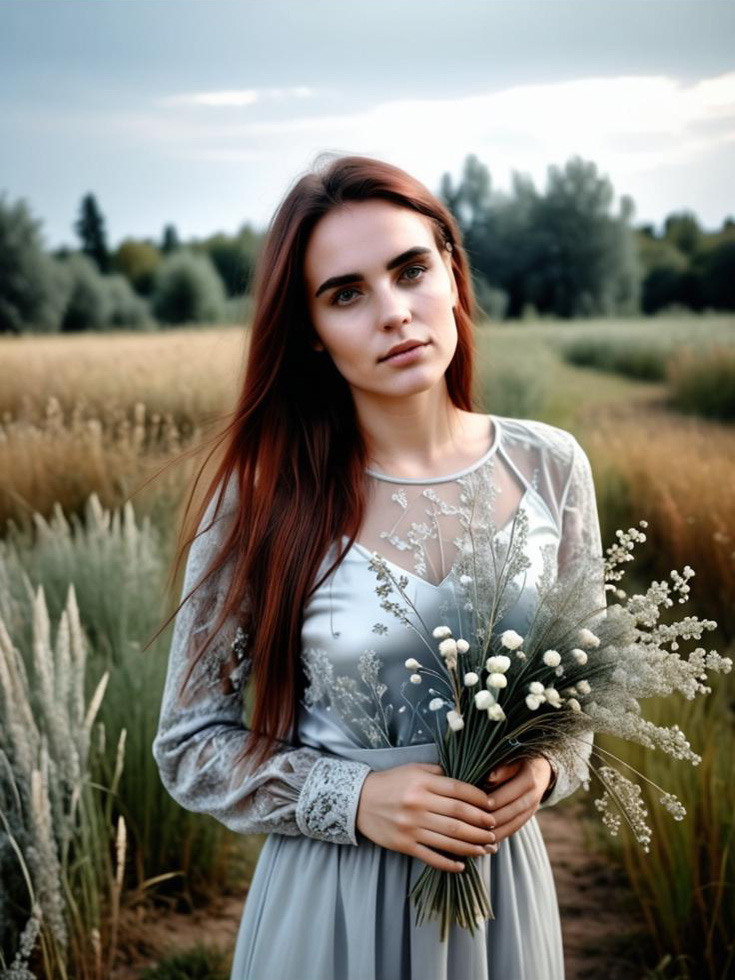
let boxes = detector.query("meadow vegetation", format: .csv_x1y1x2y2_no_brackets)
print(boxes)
0,314,733,977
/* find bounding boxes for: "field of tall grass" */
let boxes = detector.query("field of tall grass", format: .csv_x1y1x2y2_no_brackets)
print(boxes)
0,315,733,977
556,315,735,420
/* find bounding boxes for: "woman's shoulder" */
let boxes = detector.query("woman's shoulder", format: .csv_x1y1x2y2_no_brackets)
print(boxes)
494,413,578,469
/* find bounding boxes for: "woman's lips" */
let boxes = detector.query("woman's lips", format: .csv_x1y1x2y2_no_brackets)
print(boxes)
381,342,429,365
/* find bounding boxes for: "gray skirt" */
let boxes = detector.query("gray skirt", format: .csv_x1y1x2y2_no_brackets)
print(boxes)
229,743,565,980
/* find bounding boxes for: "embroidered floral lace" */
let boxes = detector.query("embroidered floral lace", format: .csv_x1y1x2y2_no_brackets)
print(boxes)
152,415,604,846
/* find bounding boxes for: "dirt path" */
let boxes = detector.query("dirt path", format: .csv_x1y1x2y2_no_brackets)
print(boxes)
537,802,645,979
112,891,244,979
112,804,642,979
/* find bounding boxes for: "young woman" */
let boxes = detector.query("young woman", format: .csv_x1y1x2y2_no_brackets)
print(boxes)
152,154,603,980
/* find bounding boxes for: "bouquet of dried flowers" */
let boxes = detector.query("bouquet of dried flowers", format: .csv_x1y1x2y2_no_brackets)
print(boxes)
303,507,731,941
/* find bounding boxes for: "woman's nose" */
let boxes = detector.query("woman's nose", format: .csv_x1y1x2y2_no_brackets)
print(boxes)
380,308,411,331
376,291,411,330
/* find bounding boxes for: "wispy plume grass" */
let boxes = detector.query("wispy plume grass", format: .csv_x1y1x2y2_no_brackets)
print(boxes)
583,407,735,638
0,583,125,978
1,491,248,942
588,672,735,980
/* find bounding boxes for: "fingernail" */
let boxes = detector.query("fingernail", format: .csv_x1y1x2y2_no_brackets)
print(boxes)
487,797,495,808
484,843,498,853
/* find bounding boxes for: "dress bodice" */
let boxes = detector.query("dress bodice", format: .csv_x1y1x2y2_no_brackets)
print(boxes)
297,414,572,755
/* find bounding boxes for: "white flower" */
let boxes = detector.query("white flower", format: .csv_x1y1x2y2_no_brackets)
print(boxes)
578,628,600,648
447,709,465,731
525,694,543,710
456,638,470,654
542,649,561,667
429,698,444,711
459,574,473,585
433,625,453,639
439,638,458,659
500,629,524,650
529,681,545,695
571,648,588,665
487,672,508,689
544,687,562,707
464,672,479,687
404,657,421,670
577,679,591,695
409,673,422,684
474,690,493,710
567,697,582,712
486,655,511,673
487,703,506,721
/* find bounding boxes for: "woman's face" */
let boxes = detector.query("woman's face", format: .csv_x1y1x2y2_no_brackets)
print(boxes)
303,200,459,401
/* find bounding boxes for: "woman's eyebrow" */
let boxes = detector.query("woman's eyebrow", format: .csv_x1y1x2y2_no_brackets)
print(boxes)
314,246,433,298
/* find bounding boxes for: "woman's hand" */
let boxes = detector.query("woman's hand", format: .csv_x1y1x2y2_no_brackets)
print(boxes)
355,763,499,873
481,756,554,844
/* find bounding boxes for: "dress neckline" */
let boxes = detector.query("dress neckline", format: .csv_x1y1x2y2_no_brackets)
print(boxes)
363,414,501,485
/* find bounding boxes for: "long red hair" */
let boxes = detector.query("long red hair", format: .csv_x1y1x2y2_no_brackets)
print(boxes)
146,153,480,769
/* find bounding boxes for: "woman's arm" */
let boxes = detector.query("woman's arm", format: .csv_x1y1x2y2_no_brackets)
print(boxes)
537,434,604,810
151,477,371,845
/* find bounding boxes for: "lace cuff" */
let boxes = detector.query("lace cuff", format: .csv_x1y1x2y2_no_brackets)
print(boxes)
295,756,372,846
537,729,593,810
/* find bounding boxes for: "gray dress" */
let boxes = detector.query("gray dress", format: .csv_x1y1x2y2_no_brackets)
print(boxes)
152,415,603,980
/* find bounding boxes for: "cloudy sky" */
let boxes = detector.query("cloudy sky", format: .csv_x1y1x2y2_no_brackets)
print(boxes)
2,0,734,249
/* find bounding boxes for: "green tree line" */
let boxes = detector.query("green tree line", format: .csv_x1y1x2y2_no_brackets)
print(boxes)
1,153,733,333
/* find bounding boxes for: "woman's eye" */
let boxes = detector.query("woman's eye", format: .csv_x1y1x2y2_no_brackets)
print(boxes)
330,265,427,307
332,287,358,306
402,264,427,281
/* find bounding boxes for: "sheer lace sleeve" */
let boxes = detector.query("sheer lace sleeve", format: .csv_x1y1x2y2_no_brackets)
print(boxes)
151,477,372,845
538,435,604,810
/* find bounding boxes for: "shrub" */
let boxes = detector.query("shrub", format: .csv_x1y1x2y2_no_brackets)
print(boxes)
151,251,227,325
104,273,155,329
113,240,163,297
57,253,114,331
559,334,671,380
140,942,231,980
0,194,68,334
667,343,735,420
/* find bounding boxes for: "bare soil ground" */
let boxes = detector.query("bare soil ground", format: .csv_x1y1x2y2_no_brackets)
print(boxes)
538,802,649,979
111,803,647,979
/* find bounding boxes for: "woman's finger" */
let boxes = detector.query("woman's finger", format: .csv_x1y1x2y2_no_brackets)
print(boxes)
412,842,467,874
416,826,498,858
421,808,497,846
492,804,536,844
486,760,522,785
491,793,536,840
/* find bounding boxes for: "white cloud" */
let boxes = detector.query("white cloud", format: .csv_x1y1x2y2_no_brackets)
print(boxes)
133,73,734,199
156,86,316,108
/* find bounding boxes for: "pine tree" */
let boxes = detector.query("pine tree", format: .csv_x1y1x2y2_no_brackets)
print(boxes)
161,223,180,254
74,193,110,273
